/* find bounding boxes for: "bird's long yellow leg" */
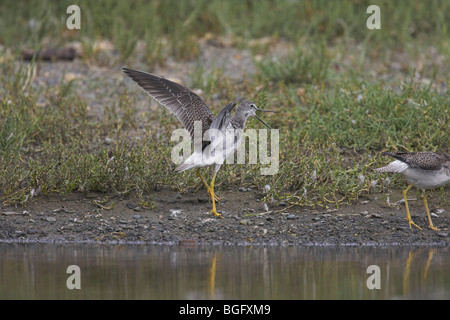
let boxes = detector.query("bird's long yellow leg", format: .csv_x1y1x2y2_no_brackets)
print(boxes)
196,169,220,201
402,184,422,231
209,170,222,218
422,192,440,231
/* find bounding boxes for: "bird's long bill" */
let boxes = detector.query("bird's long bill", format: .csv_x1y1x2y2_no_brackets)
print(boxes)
254,114,271,129
257,109,277,113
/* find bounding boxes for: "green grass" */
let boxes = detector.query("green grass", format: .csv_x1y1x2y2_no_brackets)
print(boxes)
280,79,449,150
255,42,330,84
1,0,450,63
0,0,449,208
1,60,448,207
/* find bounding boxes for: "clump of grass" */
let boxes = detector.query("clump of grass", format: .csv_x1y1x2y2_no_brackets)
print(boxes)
253,86,269,109
189,62,224,94
167,21,200,61
189,62,234,103
143,25,166,68
267,144,373,208
111,20,138,63
298,79,449,151
0,111,31,158
256,43,329,84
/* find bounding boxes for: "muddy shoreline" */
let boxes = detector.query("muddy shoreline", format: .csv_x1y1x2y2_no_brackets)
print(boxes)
1,189,449,246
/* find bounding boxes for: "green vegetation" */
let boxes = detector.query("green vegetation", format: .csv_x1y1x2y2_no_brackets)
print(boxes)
0,0,449,208
1,0,450,62
255,43,329,84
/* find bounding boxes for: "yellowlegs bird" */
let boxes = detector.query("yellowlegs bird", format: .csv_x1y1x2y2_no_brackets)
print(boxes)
374,151,450,231
123,68,275,217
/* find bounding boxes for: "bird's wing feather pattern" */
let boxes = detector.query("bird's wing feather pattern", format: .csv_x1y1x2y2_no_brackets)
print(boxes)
122,68,215,139
383,152,443,171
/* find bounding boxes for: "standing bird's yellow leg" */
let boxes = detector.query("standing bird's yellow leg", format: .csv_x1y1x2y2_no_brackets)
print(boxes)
196,169,220,202
402,184,422,231
209,170,222,218
422,192,440,231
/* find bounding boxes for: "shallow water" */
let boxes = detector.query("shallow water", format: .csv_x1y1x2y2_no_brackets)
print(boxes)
0,242,449,299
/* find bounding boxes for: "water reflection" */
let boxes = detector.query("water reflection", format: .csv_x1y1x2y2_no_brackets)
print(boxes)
0,243,448,299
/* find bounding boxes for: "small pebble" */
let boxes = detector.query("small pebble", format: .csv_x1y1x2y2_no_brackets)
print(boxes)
126,203,136,209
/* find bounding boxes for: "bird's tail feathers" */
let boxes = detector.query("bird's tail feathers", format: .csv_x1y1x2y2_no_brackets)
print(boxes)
175,163,193,173
373,160,409,173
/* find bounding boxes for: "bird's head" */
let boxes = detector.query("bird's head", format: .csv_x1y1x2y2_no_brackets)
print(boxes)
236,100,276,129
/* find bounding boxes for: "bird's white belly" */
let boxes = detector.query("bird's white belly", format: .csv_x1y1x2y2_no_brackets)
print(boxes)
181,129,242,169
403,167,450,189
207,128,242,165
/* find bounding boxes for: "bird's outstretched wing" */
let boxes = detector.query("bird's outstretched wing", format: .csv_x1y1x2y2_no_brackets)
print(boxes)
122,68,215,139
383,152,443,171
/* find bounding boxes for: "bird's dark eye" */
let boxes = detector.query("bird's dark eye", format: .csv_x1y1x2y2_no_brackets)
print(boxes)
250,104,256,109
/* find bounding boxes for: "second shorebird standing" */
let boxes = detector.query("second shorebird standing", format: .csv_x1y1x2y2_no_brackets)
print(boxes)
123,68,275,217
374,151,450,231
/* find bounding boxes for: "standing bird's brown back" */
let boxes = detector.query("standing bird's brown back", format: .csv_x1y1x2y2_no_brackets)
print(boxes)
382,152,447,171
